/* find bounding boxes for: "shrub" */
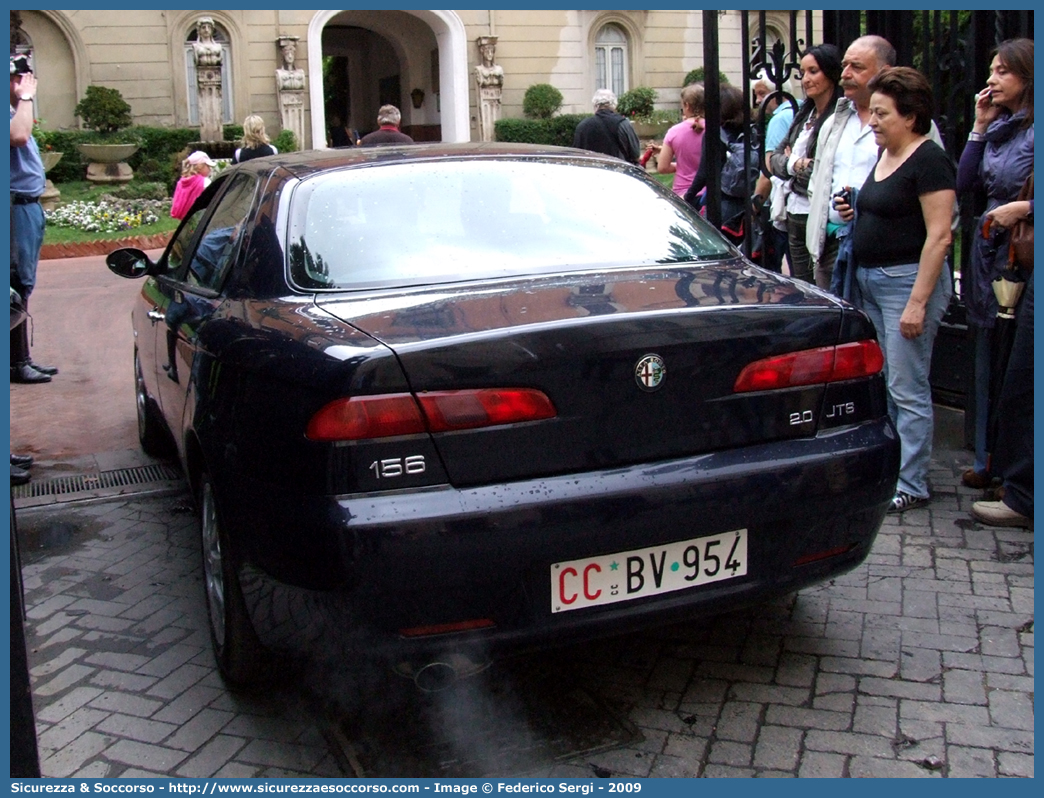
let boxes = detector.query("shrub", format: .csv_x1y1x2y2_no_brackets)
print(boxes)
546,114,590,147
495,113,590,147
522,84,564,119
45,125,203,185
683,67,731,87
617,86,657,120
273,128,298,153
134,159,167,183
128,126,199,169
74,85,133,135
495,118,546,144
32,128,89,182
105,181,169,201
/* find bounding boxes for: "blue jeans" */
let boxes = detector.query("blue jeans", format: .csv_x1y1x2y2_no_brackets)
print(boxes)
10,201,45,365
10,201,45,299
854,264,952,499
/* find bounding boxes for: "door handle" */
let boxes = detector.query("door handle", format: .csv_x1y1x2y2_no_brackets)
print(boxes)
147,309,166,322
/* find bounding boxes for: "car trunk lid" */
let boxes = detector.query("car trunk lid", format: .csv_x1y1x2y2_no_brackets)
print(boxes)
317,263,848,487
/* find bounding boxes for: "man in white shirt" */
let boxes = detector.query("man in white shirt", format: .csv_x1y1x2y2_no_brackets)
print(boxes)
805,36,896,289
806,35,948,289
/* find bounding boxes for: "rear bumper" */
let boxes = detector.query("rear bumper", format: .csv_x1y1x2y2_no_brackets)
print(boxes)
226,418,899,660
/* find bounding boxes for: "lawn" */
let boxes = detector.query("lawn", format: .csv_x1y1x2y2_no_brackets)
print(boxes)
43,180,179,245
650,172,673,190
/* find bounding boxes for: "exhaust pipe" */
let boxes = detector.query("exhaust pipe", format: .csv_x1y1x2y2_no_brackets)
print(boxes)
413,661,459,693
394,651,492,693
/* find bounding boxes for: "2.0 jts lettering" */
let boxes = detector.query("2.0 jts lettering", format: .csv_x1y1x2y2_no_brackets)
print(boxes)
368,455,426,479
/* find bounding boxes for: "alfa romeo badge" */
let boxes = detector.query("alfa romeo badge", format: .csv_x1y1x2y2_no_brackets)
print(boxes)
635,354,666,392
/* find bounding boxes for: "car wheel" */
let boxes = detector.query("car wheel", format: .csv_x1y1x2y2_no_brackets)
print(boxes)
199,471,269,688
134,349,172,457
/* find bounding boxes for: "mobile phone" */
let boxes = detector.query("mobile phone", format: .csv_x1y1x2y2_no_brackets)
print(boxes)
833,187,852,207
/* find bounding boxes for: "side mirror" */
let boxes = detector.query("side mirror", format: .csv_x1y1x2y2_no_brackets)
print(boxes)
106,248,155,279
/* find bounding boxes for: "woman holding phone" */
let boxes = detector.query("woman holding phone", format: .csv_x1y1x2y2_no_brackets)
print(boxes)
955,38,1034,491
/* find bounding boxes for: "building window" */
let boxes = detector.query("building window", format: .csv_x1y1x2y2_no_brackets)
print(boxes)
185,22,233,125
594,24,628,96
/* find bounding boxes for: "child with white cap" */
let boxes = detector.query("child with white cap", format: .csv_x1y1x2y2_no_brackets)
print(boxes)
171,150,215,219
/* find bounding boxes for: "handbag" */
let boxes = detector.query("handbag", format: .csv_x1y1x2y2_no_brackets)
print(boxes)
1009,172,1033,273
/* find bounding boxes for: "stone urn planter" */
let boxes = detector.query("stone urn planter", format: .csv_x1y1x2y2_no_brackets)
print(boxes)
39,151,64,212
631,120,673,140
75,142,140,184
40,151,64,172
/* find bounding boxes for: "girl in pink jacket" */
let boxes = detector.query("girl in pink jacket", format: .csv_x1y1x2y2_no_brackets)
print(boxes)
170,151,215,219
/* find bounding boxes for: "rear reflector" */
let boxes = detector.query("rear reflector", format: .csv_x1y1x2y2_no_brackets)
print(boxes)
399,619,496,638
418,389,556,432
733,340,884,393
306,388,556,441
792,542,859,567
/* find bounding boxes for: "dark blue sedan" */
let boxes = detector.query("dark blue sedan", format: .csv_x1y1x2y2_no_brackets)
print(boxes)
107,143,899,689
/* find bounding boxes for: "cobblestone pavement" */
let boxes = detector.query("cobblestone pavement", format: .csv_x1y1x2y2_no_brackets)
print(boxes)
15,408,1033,779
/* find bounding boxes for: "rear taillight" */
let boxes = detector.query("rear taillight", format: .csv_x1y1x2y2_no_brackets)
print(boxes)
306,394,426,441
733,340,884,393
306,388,556,441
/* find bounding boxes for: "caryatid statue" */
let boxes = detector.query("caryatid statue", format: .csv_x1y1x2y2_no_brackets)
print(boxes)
193,16,224,141
275,35,307,148
474,36,504,142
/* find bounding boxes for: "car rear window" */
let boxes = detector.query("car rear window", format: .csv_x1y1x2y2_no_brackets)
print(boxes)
287,158,734,291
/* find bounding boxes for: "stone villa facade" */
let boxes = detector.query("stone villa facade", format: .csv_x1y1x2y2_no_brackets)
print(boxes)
15,9,811,148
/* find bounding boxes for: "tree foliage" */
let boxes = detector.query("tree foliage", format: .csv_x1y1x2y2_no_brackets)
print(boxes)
74,85,133,135
523,83,564,119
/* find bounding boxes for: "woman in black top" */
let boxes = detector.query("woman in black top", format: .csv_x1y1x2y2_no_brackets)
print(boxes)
233,115,278,164
841,67,956,514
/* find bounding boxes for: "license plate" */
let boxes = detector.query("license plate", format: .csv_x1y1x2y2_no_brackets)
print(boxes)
551,529,747,613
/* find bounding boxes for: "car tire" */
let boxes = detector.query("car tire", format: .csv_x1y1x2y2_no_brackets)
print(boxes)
134,349,173,457
199,470,270,689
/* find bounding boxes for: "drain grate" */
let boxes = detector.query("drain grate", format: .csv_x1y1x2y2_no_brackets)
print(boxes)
12,463,183,501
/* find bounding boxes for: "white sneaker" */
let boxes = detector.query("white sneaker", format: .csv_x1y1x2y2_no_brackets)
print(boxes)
971,500,1032,528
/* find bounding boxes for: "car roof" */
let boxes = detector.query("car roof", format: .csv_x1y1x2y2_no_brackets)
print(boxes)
228,141,627,179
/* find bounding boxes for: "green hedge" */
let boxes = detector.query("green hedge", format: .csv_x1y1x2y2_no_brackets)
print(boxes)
41,123,299,188
224,125,298,154
36,130,90,183
494,114,590,147
41,125,199,185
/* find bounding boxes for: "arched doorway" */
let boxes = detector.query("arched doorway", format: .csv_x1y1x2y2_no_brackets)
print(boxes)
15,11,82,130
307,9,468,148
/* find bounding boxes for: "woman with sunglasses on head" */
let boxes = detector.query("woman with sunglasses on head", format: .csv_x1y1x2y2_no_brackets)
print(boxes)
955,38,1033,493
768,43,843,284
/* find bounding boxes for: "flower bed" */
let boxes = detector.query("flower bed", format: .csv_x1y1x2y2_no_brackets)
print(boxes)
45,198,166,234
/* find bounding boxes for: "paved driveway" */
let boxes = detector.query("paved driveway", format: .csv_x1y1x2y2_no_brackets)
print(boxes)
11,253,1034,778
11,251,158,465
